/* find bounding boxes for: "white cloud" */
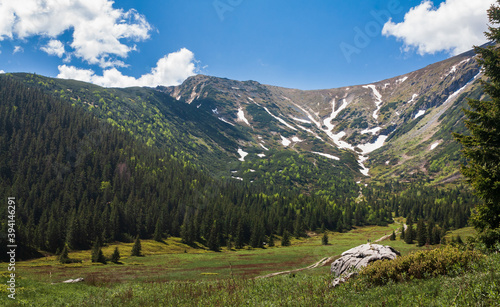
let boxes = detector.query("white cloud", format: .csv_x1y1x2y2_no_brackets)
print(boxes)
382,0,495,55
57,48,197,88
0,0,151,67
41,40,65,57
0,70,4,74
13,45,23,54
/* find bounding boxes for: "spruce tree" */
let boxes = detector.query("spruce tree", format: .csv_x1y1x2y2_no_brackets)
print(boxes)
268,234,275,247
390,230,396,241
59,244,71,264
91,237,106,264
400,226,405,240
322,232,329,245
416,219,427,247
281,230,291,247
131,235,142,256
208,220,220,252
454,1,500,248
111,247,121,263
405,217,414,244
153,218,163,242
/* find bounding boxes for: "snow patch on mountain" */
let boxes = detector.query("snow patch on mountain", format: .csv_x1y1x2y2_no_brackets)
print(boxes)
264,107,298,131
357,135,388,155
291,117,312,124
259,143,269,151
430,142,440,150
414,110,426,119
312,152,340,161
292,136,303,143
218,117,235,126
408,94,418,104
361,127,382,135
281,135,291,147
237,107,251,126
212,108,219,114
363,85,383,120
397,76,408,83
257,153,266,158
237,148,248,162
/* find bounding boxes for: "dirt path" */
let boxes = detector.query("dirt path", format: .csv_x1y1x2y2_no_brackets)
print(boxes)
374,223,407,243
254,256,335,279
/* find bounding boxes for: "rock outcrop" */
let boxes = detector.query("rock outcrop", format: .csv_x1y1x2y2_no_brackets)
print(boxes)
330,243,400,287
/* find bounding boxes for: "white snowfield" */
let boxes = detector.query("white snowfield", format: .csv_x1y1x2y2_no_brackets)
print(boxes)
237,107,251,126
237,148,248,162
312,151,340,161
259,143,269,151
430,142,440,150
263,107,298,131
408,94,418,104
291,136,303,143
397,76,408,83
361,127,382,135
357,135,388,156
362,85,383,120
281,135,291,147
414,110,426,119
218,117,235,126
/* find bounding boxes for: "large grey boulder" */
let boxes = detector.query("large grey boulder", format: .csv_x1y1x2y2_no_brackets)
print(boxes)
330,243,400,287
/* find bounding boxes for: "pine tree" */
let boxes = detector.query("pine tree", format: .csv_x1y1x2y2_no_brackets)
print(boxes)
131,235,142,256
400,226,405,240
268,234,275,247
322,232,329,245
416,219,427,247
454,2,500,248
281,230,291,247
91,237,106,264
390,230,396,241
235,219,244,249
58,244,71,264
405,217,414,244
208,220,220,252
153,217,163,242
111,247,121,263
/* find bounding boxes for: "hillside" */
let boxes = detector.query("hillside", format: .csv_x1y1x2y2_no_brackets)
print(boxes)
160,48,484,184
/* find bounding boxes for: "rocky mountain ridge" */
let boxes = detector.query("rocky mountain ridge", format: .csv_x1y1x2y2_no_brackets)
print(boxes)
159,48,484,184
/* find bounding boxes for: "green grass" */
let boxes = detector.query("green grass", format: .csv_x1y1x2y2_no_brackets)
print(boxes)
0,223,472,306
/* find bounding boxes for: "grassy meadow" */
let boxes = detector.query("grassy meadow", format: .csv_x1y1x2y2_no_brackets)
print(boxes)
1,223,494,306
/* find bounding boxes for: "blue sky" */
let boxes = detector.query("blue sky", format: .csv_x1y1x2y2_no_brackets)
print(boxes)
0,0,494,90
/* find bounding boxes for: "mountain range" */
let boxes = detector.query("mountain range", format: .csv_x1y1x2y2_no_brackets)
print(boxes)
3,47,484,193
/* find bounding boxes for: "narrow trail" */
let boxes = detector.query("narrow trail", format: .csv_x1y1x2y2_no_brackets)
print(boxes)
254,256,335,279
374,222,407,243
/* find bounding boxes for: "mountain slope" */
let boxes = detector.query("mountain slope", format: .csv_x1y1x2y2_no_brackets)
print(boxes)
160,48,483,184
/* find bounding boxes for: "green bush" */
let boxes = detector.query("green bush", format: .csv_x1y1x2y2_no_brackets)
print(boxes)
358,246,484,286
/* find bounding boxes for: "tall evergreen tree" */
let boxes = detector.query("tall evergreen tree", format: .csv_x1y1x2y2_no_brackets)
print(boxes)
111,247,121,263
405,217,414,244
131,235,142,257
454,1,500,248
208,220,220,252
416,219,427,247
281,230,291,247
91,237,106,264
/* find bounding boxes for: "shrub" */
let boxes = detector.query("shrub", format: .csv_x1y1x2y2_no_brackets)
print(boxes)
357,246,484,286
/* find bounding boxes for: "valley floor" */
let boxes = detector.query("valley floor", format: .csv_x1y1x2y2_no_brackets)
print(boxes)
1,224,494,306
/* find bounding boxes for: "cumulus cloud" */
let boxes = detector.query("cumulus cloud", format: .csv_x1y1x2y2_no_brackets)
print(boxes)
382,0,495,55
0,70,4,74
0,0,151,67
57,48,197,88
41,40,65,57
